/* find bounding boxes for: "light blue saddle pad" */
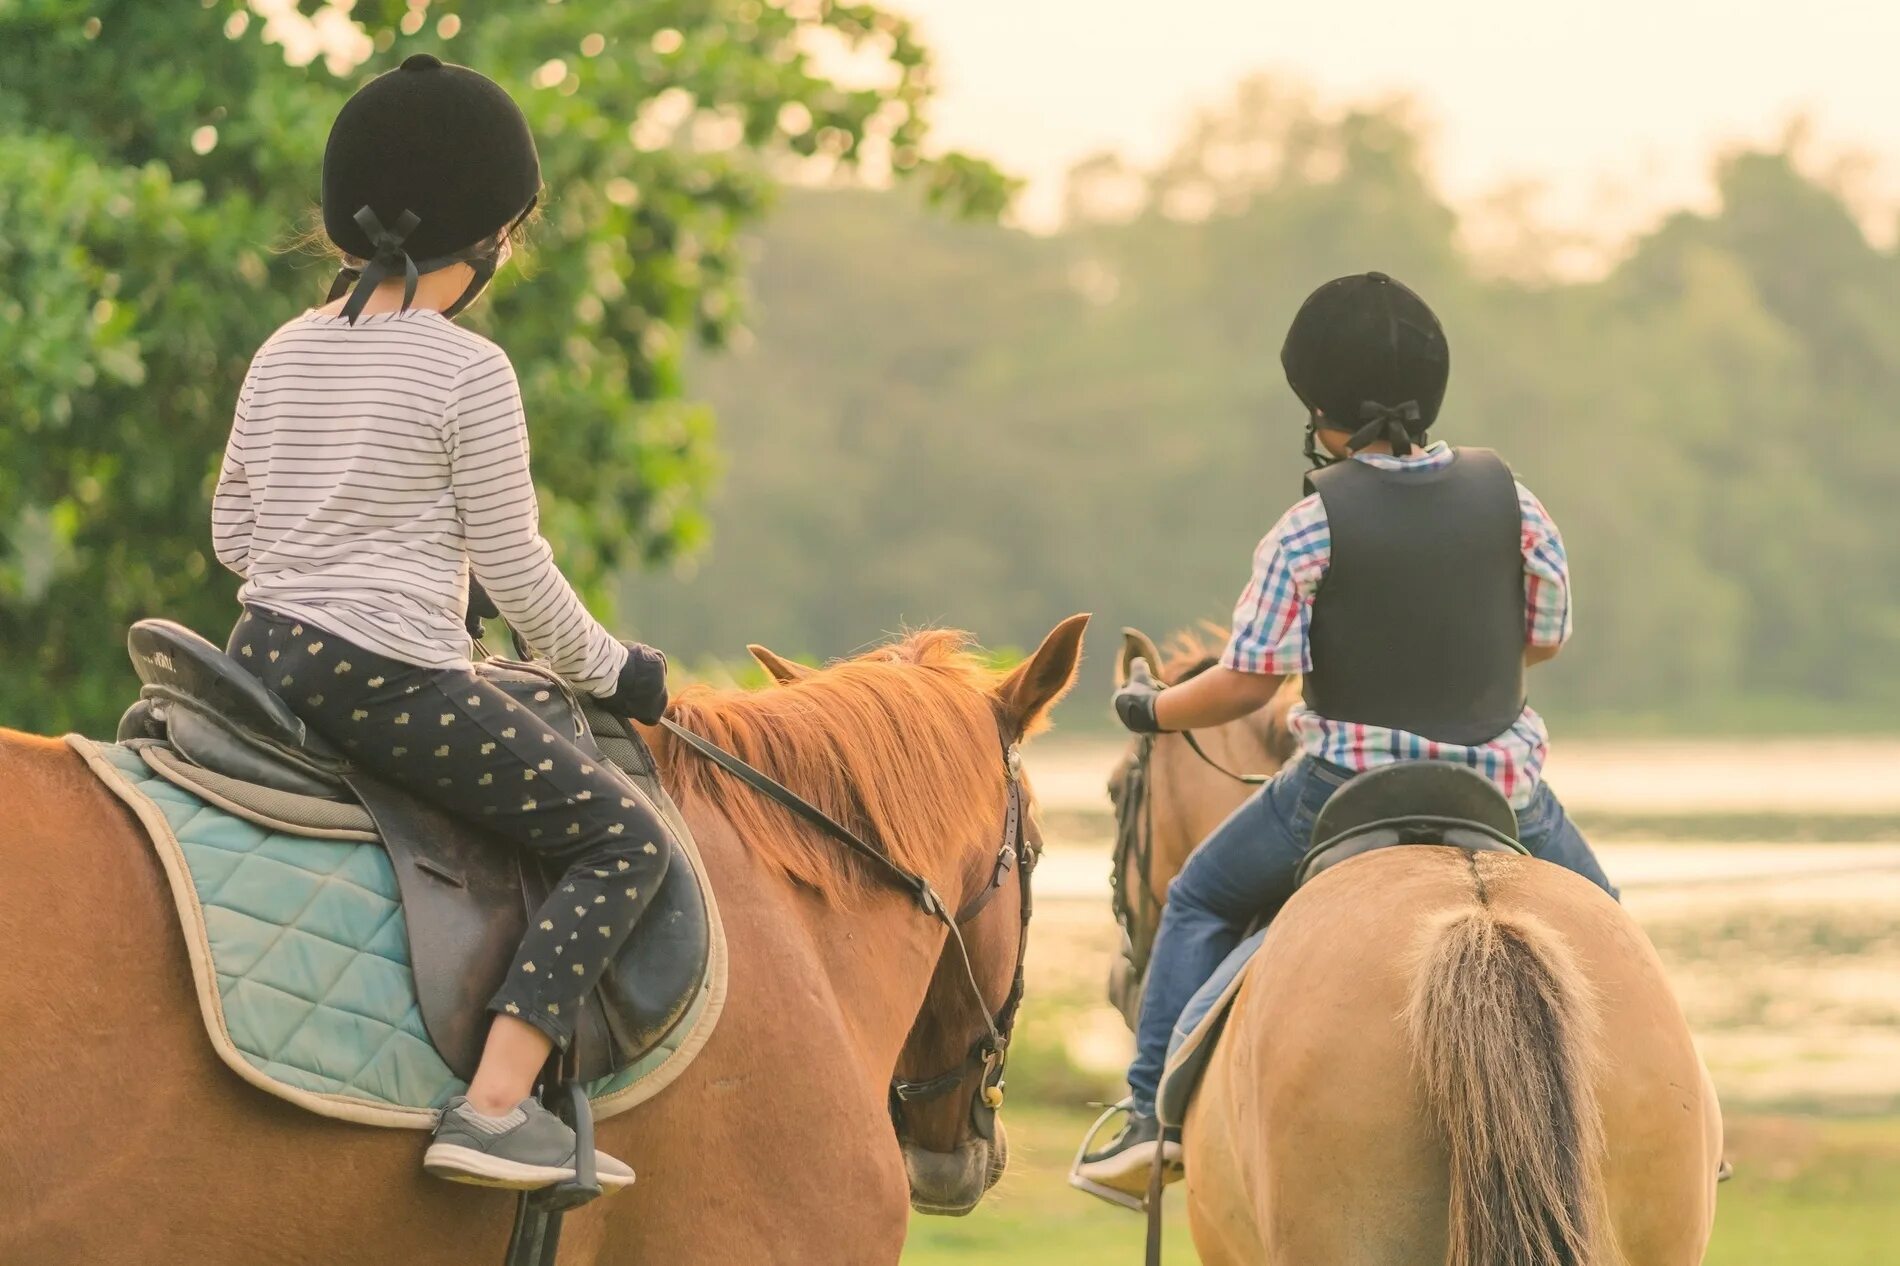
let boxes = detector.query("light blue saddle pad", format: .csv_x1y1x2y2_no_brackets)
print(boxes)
1155,925,1268,1128
75,738,723,1128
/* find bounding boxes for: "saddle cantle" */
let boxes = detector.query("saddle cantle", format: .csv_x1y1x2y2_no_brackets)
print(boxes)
119,618,711,1085
1294,759,1528,886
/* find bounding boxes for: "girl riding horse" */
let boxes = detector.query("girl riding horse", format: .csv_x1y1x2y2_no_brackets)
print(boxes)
212,55,671,1191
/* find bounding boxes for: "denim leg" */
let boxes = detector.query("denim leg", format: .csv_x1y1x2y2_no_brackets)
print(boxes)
1126,759,1345,1113
1515,781,1619,901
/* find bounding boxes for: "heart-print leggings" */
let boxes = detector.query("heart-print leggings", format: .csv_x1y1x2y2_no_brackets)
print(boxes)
227,605,672,1049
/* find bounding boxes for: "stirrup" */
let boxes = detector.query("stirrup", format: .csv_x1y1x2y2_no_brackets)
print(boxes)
505,1078,603,1266
1067,1100,1156,1213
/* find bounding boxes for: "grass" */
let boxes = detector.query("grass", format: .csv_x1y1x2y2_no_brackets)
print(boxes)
1705,1115,1900,1265
902,1106,1196,1265
902,1108,1900,1264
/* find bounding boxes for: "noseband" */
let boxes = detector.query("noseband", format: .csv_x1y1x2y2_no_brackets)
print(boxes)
660,719,1034,1144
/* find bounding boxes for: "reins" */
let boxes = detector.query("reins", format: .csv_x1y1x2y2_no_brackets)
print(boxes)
1111,724,1275,992
1180,729,1273,785
658,714,1032,1135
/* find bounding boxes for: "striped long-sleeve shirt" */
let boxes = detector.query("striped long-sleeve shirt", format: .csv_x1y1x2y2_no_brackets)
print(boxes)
1220,442,1571,807
212,310,628,696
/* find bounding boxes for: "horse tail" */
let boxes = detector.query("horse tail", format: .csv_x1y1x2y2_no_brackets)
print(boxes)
1404,894,1612,1266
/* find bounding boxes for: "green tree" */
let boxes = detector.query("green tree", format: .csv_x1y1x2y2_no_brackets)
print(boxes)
0,0,1006,733
630,79,1900,731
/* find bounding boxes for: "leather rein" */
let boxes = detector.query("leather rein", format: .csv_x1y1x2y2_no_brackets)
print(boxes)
1111,725,1272,996
659,717,1033,1140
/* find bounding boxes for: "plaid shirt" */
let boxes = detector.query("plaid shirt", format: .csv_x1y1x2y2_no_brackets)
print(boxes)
1221,442,1571,807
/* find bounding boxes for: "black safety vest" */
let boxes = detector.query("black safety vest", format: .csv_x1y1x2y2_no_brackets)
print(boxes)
1302,447,1526,745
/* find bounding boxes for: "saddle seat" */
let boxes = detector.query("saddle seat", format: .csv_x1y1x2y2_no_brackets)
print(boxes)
117,618,711,1086
1294,759,1527,886
123,620,350,799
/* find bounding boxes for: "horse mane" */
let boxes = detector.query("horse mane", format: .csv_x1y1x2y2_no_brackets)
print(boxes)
657,629,1007,900
1160,622,1300,762
1157,622,1229,682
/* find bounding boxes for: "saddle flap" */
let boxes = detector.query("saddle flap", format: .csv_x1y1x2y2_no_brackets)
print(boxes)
346,771,531,1076
359,718,711,1085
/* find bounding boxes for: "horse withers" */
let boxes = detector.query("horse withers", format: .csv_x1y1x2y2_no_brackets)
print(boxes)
0,614,1087,1266
1102,625,1725,1266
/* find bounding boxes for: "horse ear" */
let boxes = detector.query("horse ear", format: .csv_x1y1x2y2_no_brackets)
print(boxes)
1118,626,1166,686
748,644,815,684
996,613,1091,740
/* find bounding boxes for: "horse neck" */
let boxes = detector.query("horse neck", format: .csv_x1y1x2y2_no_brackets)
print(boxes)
681,798,954,1084
1148,718,1284,896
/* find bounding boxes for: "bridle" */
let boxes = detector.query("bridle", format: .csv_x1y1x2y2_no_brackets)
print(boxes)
660,716,1034,1144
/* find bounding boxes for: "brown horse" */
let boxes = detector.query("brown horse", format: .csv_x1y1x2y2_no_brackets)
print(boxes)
0,615,1087,1266
1108,626,1724,1265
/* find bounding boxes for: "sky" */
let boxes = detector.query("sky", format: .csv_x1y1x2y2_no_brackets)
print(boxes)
889,0,1900,267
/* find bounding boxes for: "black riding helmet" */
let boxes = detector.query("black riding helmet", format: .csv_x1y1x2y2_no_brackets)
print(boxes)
1281,272,1449,467
322,54,540,323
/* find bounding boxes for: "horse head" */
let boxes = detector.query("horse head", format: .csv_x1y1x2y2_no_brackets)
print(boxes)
888,613,1088,1215
694,615,1089,1216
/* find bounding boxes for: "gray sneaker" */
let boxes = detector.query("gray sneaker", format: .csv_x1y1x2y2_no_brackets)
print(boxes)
423,1096,635,1192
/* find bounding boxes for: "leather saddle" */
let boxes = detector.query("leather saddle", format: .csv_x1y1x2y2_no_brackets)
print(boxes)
119,619,710,1085
1294,760,1529,887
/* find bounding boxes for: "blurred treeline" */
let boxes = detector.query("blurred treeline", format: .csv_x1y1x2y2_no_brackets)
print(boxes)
629,80,1900,731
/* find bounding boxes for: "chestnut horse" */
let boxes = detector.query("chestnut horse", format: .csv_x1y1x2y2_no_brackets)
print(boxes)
0,615,1087,1266
1108,626,1724,1266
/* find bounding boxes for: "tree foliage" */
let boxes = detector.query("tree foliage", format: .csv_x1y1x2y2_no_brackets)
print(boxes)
633,78,1900,729
0,0,1007,733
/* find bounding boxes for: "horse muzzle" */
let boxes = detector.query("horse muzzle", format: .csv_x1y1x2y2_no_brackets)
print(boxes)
901,1120,1009,1216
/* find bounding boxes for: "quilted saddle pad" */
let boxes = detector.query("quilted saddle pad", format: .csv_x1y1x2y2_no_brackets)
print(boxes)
69,736,727,1129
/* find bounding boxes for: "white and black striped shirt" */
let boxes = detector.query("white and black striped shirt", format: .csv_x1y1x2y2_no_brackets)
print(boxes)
212,310,628,696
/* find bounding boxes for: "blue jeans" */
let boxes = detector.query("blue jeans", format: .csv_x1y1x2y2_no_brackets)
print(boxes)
1125,757,1617,1113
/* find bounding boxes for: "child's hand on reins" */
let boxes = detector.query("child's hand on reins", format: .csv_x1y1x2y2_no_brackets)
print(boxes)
605,642,669,724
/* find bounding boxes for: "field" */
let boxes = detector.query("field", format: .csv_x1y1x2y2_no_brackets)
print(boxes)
904,1109,1900,1266
901,739,1900,1263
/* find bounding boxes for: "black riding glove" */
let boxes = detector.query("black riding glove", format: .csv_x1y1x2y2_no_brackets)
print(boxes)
601,641,670,725
465,578,500,641
1114,659,1167,734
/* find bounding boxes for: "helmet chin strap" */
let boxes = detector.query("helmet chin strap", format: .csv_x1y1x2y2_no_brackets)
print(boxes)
439,253,497,319
1303,414,1341,471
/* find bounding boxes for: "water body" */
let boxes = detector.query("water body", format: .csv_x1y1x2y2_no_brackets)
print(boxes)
1022,737,1900,1112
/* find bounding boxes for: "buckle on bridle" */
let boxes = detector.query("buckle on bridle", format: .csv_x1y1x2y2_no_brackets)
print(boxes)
979,1042,1007,1109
